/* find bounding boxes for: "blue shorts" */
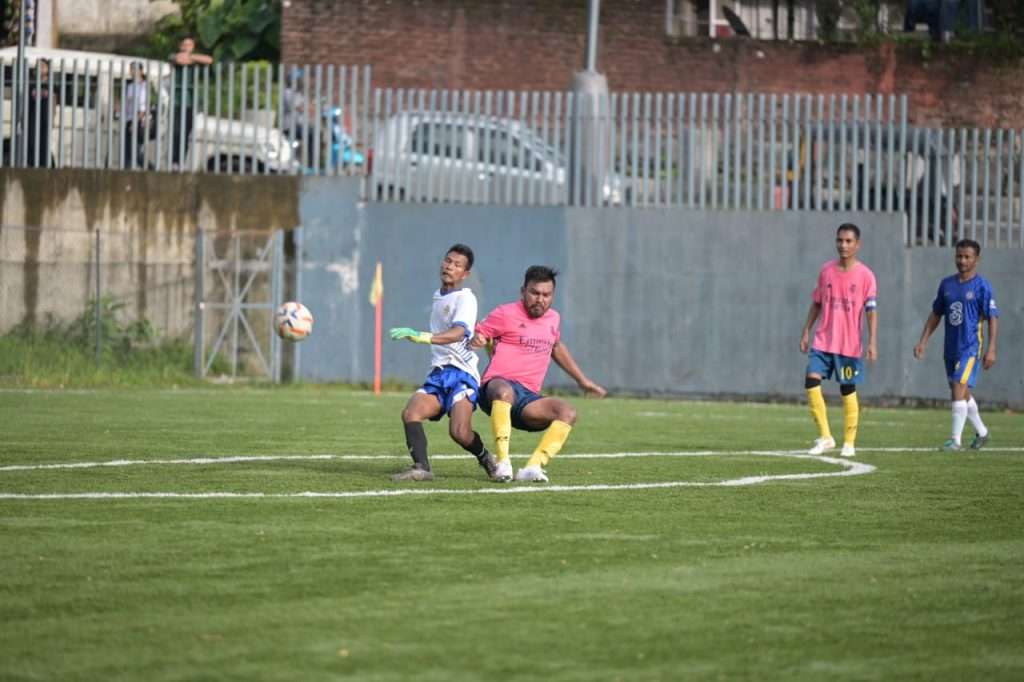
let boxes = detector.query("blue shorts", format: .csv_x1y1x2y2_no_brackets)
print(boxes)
478,378,546,432
945,353,981,389
806,349,865,385
418,366,480,421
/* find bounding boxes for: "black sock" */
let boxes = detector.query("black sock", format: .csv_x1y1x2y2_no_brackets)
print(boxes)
463,431,488,461
403,422,430,471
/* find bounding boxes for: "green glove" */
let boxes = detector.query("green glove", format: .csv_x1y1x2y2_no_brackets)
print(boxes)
389,327,432,344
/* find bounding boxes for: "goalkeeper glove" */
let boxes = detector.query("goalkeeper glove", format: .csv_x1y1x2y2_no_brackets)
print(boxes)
389,327,432,344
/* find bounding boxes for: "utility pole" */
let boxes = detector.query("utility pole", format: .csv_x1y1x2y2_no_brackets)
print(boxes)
569,0,610,206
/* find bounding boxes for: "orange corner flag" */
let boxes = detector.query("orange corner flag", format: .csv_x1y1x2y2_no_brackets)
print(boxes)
369,262,383,306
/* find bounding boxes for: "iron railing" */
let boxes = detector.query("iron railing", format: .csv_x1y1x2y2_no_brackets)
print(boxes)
2,48,1022,248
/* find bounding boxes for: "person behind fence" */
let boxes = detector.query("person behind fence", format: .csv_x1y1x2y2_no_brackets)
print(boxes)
799,222,878,458
913,239,999,452
282,67,314,166
25,58,53,168
168,37,213,169
121,61,149,169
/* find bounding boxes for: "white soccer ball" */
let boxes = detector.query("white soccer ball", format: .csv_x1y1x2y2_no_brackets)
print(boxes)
275,301,314,342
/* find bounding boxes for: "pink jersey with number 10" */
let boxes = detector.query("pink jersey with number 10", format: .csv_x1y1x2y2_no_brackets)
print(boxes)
811,259,878,358
476,301,561,394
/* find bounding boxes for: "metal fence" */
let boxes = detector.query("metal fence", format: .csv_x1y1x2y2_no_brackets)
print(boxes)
1,49,370,176
2,48,1022,248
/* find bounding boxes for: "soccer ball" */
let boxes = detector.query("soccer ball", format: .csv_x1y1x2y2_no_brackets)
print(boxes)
275,301,314,342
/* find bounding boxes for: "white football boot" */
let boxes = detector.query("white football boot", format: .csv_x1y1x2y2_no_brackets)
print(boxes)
840,443,856,457
807,436,836,455
514,465,549,483
492,457,513,483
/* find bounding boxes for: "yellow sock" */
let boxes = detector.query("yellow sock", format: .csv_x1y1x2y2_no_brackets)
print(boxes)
842,391,859,447
490,400,512,462
806,385,832,440
525,420,572,469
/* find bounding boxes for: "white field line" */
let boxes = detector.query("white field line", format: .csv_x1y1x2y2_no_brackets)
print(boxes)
2,447,1021,501
0,450,877,500
2,447,1023,473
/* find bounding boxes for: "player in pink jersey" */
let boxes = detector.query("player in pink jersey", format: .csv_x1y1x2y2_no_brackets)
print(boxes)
471,265,606,483
799,223,878,458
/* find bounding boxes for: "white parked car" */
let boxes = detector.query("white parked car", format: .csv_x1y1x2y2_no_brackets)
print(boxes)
372,110,624,205
0,47,298,173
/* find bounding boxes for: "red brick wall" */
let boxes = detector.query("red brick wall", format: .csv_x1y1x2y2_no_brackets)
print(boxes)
282,0,1024,129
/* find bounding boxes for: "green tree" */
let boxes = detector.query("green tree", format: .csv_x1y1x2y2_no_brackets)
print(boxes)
146,0,281,63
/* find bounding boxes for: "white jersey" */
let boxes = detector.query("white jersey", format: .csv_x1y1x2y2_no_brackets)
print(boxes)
429,287,480,381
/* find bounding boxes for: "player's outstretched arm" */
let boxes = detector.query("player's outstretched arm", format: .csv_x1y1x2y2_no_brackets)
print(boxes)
389,327,432,344
983,316,998,370
551,341,607,398
913,312,942,360
391,325,470,345
799,302,821,354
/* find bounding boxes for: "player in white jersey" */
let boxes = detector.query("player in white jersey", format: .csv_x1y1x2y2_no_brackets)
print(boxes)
388,244,500,481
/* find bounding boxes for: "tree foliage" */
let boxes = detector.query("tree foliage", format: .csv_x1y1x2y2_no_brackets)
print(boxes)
145,0,281,63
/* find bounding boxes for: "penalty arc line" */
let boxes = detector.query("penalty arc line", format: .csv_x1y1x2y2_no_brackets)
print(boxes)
0,451,876,500
2,447,1023,473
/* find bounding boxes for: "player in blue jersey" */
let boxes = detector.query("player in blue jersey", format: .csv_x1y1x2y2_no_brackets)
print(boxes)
388,244,501,481
913,239,1000,451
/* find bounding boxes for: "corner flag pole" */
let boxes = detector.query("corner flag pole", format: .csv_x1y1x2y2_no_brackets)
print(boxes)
370,262,383,395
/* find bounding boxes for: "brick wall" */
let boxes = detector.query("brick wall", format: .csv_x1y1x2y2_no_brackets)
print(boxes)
282,0,1024,129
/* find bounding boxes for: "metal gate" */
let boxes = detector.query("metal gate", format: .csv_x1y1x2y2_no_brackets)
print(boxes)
193,228,285,381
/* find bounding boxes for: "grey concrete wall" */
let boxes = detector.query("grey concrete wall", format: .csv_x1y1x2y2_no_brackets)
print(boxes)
1,169,1019,406
297,179,1023,407
0,169,300,338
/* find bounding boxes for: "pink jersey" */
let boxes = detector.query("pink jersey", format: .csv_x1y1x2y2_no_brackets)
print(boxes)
811,260,878,358
476,301,561,393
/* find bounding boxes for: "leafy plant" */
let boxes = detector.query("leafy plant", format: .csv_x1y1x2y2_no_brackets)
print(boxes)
141,0,281,64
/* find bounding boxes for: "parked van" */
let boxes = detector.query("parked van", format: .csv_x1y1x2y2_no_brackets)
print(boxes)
371,111,624,205
0,47,298,173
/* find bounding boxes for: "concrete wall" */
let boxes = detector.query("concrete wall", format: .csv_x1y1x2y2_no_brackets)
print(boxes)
296,178,1024,406
57,0,178,52
0,169,300,338
1,169,1020,406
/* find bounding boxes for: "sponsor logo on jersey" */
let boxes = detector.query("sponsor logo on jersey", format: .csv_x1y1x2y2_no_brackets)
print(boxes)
949,301,964,326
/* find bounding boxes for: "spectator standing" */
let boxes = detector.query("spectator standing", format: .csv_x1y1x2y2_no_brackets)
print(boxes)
25,58,52,168
122,61,149,169
168,37,212,170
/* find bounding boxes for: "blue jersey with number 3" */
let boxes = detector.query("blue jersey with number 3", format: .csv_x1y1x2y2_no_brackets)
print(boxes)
931,274,999,361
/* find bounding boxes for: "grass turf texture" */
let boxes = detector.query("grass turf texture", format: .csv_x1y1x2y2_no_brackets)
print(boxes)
1,387,1022,681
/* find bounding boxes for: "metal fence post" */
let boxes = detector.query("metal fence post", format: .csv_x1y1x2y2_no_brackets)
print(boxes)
94,229,102,365
194,228,205,377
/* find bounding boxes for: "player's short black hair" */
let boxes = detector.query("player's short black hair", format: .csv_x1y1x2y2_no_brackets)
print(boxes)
523,265,558,289
447,243,474,270
837,222,861,240
955,238,981,256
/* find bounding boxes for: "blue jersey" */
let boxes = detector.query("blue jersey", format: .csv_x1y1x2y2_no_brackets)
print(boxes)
931,274,999,361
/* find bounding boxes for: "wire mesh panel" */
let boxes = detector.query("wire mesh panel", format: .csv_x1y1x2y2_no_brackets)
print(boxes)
194,229,283,381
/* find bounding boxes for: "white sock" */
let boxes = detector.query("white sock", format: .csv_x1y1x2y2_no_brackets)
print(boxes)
966,397,988,438
951,400,968,444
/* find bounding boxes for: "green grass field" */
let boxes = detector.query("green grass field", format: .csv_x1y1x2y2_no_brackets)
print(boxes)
1,386,1022,681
